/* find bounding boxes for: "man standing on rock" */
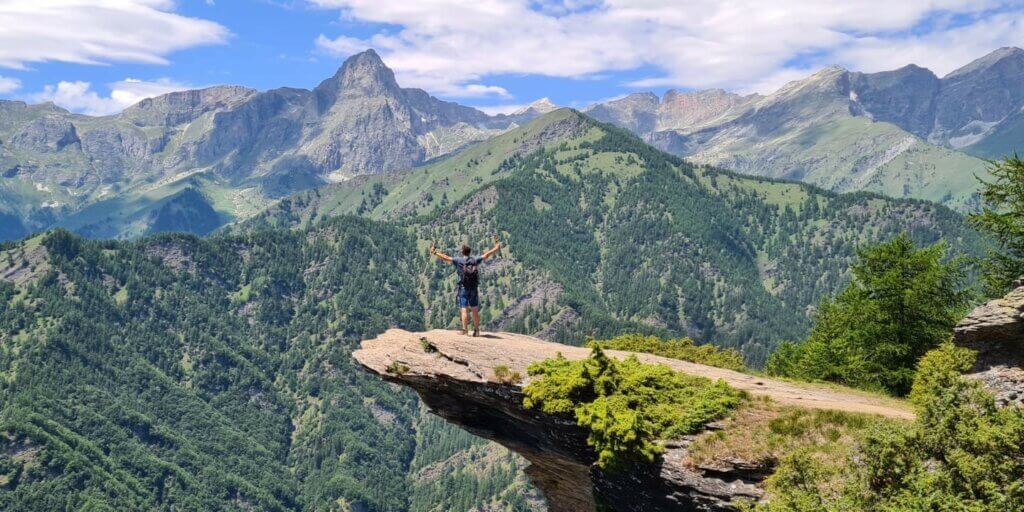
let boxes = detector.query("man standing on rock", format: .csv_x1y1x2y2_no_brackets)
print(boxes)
430,240,502,336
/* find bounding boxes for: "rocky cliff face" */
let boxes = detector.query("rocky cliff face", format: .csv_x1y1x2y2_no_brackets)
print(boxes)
933,47,1024,152
353,329,913,511
954,283,1024,406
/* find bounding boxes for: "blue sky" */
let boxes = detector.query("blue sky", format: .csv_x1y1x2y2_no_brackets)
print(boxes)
2,1,1023,116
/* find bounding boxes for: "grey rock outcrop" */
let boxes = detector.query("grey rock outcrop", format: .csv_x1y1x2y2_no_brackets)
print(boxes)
585,92,661,135
933,47,1024,151
848,64,940,135
119,85,258,127
954,284,1024,406
11,114,80,152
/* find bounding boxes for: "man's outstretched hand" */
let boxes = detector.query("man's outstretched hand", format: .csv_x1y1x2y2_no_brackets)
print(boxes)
483,241,502,260
430,242,453,263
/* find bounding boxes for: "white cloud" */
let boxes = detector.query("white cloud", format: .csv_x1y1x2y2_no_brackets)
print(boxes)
315,34,369,56
0,0,228,69
834,10,1024,76
0,76,21,94
30,78,192,116
473,103,529,115
309,0,1024,95
461,84,511,98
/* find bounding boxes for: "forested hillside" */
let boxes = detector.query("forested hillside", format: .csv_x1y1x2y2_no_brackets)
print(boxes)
243,109,985,364
0,224,539,511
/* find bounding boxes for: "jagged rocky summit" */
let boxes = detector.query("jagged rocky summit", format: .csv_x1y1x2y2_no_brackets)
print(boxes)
353,329,913,511
954,283,1024,406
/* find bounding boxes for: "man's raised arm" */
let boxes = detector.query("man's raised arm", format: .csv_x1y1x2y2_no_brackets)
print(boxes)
430,245,454,263
482,242,502,261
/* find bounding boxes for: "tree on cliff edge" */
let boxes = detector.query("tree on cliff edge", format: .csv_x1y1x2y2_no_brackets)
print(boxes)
970,155,1024,295
766,234,970,395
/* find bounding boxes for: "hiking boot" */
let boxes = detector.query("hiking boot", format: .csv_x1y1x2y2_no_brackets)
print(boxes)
473,328,479,337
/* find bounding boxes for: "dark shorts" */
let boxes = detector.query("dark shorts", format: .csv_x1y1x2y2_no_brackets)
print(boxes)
458,287,479,308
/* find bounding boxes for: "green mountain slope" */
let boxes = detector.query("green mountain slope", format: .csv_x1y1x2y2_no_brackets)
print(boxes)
241,109,984,364
700,115,988,210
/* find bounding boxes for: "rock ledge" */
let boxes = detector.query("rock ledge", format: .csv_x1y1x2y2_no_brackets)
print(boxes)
354,329,913,511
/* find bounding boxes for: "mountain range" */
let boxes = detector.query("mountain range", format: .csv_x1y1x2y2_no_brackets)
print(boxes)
0,50,542,240
1,48,1021,241
585,47,1024,209
236,108,984,363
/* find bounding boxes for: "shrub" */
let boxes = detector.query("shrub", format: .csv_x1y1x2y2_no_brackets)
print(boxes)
587,334,747,371
758,343,1024,511
386,361,410,376
523,347,744,469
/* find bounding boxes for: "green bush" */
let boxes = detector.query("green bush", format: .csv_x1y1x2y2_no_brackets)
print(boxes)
523,347,744,469
587,334,747,371
758,343,1024,511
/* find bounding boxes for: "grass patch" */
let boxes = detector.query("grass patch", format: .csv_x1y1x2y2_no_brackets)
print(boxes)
687,398,887,471
523,347,744,470
492,365,523,385
386,361,410,376
749,344,1024,511
588,334,747,371
420,337,437,353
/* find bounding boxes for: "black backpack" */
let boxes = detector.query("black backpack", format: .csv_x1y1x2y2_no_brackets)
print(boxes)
460,259,479,288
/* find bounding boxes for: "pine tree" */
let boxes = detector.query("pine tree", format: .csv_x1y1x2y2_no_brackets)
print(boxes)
766,233,971,395
969,155,1024,295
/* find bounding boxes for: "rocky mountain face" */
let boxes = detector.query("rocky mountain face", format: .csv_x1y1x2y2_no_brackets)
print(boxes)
353,329,912,511
0,50,538,240
954,281,1024,407
585,48,1024,209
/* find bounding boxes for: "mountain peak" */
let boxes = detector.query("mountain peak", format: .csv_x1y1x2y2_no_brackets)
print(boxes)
336,49,394,85
815,64,849,76
945,46,1024,79
314,48,400,105
513,97,559,115
344,48,386,68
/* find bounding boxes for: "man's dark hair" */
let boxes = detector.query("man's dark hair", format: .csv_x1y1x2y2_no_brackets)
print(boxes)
461,244,472,256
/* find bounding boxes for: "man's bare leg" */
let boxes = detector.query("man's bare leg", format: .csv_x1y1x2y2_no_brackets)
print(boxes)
460,307,469,334
471,307,480,336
